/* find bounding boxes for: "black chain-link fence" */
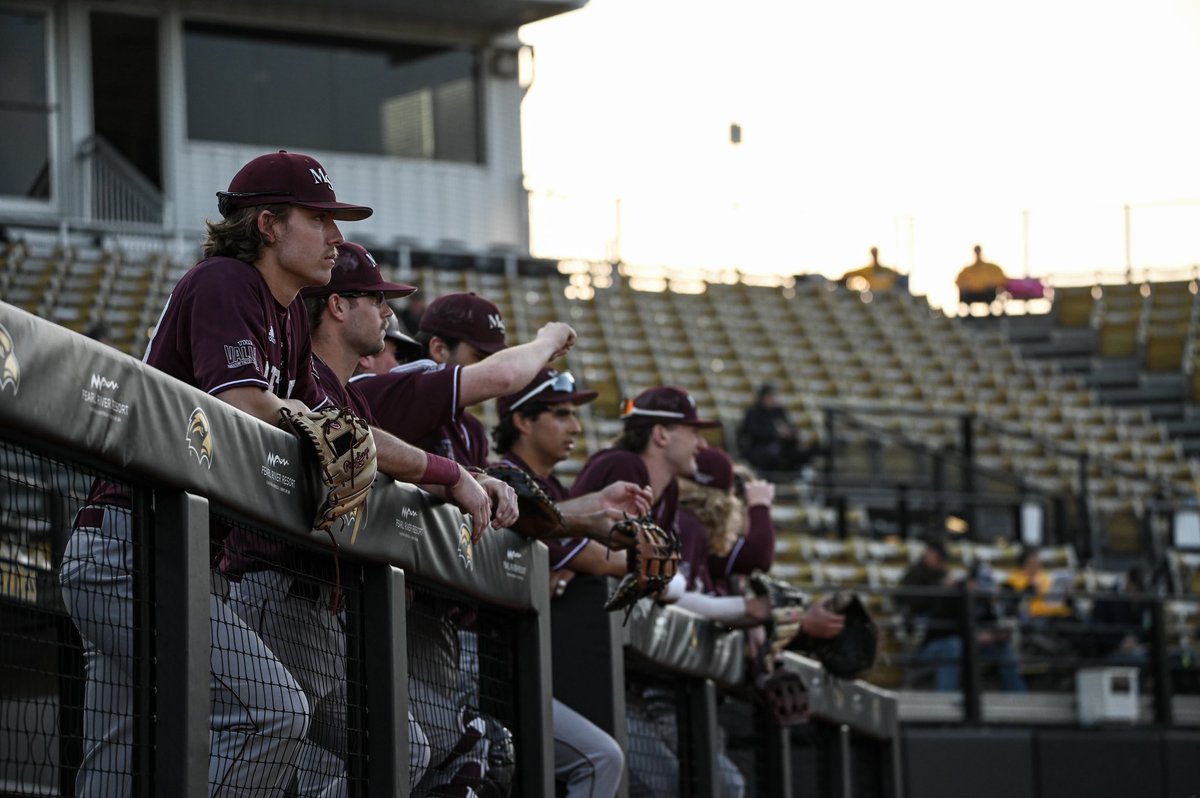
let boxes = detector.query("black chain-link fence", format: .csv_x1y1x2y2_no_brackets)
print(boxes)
1,439,144,797
406,581,520,797
212,511,368,797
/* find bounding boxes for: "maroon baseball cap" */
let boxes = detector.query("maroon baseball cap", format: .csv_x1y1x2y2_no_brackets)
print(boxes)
217,150,373,221
497,368,598,417
620,386,720,430
690,446,735,492
301,242,416,299
419,292,508,355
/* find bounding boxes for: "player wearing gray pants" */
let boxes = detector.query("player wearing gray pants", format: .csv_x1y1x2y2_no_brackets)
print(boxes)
60,506,312,796
553,699,624,798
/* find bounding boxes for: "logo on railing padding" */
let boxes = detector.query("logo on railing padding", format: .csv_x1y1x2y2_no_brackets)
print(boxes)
0,323,19,396
186,407,214,469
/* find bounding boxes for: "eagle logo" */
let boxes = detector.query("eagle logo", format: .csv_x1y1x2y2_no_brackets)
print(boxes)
0,323,19,396
457,521,475,570
185,407,214,469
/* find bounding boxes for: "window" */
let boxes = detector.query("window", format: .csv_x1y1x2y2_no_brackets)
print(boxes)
184,23,481,164
0,10,50,198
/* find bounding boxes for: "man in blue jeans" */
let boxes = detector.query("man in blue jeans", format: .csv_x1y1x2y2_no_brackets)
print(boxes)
901,542,1025,692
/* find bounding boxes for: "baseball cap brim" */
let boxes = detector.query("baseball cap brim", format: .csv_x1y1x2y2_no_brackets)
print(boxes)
460,336,508,355
547,389,599,406
293,200,373,222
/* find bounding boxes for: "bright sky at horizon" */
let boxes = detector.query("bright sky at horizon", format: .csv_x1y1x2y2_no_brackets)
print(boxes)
519,0,1200,310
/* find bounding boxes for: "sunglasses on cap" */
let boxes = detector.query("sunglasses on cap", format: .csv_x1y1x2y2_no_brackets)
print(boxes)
215,190,294,217
619,392,697,421
509,371,577,412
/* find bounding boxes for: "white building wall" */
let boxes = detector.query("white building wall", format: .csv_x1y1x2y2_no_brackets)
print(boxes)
3,1,533,257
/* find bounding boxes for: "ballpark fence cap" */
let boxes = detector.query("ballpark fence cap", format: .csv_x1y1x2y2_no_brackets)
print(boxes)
498,367,598,417
420,292,508,355
302,241,416,300
621,386,720,430
217,150,373,221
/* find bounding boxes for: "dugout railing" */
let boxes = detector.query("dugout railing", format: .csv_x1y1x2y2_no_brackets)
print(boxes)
0,300,900,797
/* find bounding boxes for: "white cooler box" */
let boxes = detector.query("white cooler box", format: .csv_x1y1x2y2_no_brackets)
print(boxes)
1076,666,1138,724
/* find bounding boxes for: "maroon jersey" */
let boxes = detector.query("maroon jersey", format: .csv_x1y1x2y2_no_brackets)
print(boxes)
144,256,326,405
88,256,327,508
350,360,459,443
221,356,370,578
708,505,775,595
570,448,677,533
497,452,587,570
676,509,714,594
352,360,489,468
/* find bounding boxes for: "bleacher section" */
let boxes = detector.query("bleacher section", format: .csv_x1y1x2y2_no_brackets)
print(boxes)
5,240,1200,701
1002,277,1200,458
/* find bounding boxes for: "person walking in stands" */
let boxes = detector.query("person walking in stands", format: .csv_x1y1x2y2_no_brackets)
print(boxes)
492,367,659,798
955,244,1007,312
61,151,373,796
221,241,514,795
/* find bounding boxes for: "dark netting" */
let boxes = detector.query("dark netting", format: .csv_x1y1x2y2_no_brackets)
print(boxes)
407,581,521,798
624,669,681,798
717,697,768,798
211,511,367,797
849,733,888,798
790,724,834,798
0,439,143,796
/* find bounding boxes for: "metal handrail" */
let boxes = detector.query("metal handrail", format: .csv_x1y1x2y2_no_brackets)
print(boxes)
76,135,162,227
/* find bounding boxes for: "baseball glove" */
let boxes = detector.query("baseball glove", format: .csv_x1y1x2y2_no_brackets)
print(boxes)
791,591,879,680
484,464,565,540
603,517,681,615
753,669,810,727
749,571,811,660
278,406,377,531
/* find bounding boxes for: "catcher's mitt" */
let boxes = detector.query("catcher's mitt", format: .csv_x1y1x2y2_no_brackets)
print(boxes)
749,572,811,660
485,464,565,540
791,591,879,680
279,406,378,532
753,669,809,727
603,517,680,615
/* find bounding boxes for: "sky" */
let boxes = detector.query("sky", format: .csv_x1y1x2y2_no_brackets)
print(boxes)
519,0,1200,310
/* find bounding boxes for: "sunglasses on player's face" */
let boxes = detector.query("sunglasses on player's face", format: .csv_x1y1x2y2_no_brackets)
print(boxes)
509,371,577,412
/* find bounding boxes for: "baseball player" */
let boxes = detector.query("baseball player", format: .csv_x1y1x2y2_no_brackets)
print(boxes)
219,241,517,796
60,151,375,796
493,367,664,797
352,292,580,795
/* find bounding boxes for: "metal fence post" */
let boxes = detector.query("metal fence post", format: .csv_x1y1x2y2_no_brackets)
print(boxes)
959,586,982,723
1150,599,1173,725
516,548,556,798
362,565,409,798
151,491,211,798
683,679,720,798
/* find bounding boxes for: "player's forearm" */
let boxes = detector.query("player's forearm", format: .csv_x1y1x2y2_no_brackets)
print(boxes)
557,493,603,516
675,590,762,627
458,338,560,407
563,540,625,578
216,386,304,425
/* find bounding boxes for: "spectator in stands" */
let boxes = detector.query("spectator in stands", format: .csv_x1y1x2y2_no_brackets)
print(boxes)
398,292,427,335
840,247,908,293
738,383,813,475
901,542,1025,692
61,151,374,796
1005,545,1074,621
955,245,1008,312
